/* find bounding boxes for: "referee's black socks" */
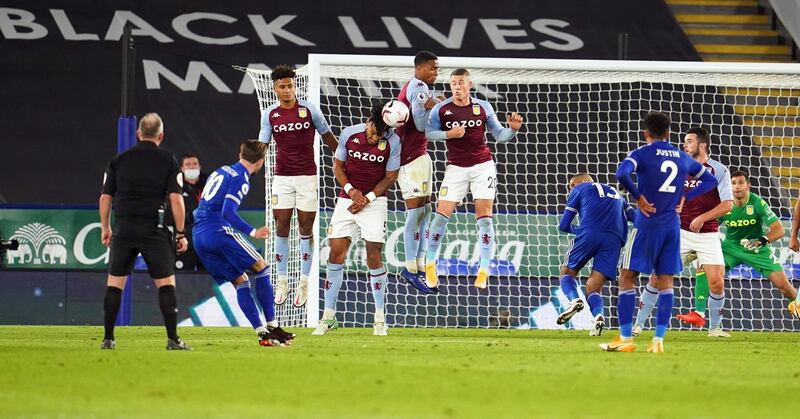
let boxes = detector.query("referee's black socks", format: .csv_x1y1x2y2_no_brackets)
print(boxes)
103,286,122,340
158,285,179,341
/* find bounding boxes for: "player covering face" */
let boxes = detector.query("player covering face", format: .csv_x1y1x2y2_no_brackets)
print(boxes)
313,103,401,337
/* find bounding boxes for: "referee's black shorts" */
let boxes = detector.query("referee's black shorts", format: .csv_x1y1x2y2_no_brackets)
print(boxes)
108,221,175,278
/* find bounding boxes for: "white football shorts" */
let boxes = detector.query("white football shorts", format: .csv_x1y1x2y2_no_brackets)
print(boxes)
397,153,433,200
438,160,497,202
680,229,724,267
328,197,388,243
271,175,317,212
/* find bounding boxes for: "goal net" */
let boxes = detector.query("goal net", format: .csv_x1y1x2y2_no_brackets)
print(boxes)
250,55,800,332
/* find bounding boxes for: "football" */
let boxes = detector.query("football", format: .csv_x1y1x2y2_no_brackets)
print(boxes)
381,100,409,128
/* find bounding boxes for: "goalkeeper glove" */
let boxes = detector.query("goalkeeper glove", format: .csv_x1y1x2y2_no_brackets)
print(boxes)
741,236,769,253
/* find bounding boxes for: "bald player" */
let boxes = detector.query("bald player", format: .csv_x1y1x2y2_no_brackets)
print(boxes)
557,174,636,336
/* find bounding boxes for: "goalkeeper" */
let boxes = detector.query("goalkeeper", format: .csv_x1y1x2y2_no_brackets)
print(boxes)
708,170,800,320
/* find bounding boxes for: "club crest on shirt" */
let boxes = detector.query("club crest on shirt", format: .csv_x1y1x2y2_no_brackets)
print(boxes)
298,107,308,118
272,194,278,205
378,139,387,151
422,181,428,193
746,205,754,215
472,104,481,115
440,186,448,197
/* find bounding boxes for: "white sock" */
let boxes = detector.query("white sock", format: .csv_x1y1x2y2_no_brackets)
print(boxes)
635,284,659,326
266,320,278,328
255,326,268,335
406,260,418,273
375,308,385,323
417,257,426,272
322,308,336,321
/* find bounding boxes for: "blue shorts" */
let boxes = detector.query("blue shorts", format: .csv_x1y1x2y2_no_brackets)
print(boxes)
621,225,681,275
193,225,263,285
563,232,624,280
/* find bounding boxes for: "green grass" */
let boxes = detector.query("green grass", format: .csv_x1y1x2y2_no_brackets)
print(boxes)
1,326,799,418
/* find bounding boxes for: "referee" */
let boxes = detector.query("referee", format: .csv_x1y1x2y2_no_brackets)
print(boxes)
99,112,190,350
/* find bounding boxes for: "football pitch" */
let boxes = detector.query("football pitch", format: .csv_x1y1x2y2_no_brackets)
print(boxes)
1,326,798,418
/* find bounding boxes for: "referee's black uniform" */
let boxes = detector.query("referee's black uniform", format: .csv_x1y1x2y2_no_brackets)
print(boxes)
102,140,181,277
100,137,189,350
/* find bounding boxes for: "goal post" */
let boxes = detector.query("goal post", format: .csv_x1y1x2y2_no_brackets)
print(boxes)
252,54,800,331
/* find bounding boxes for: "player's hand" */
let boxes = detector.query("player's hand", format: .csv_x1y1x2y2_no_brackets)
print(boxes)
689,216,705,233
348,201,367,214
790,236,800,252
436,95,447,102
101,226,112,247
348,189,368,206
675,197,686,214
507,112,524,131
447,126,466,139
252,226,270,240
176,236,188,253
424,97,438,110
637,195,656,217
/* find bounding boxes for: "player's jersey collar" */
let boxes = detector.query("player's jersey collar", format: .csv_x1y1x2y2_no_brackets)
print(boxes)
277,98,298,110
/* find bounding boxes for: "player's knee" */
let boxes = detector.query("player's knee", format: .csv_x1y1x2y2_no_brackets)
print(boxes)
231,274,249,287
328,248,347,265
248,259,268,274
365,244,383,267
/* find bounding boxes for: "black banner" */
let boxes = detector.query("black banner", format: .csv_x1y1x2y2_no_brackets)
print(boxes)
0,1,698,205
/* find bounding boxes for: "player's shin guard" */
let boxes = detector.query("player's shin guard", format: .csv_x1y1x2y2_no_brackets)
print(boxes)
709,291,725,330
324,263,344,313
426,212,450,262
158,285,179,341
635,284,659,327
403,207,424,272
369,267,387,311
559,274,580,301
695,271,709,315
275,236,289,276
655,289,674,339
586,292,604,318
299,235,313,278
618,289,636,338
236,281,263,329
253,267,276,327
417,203,432,270
476,216,494,271
103,286,122,340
